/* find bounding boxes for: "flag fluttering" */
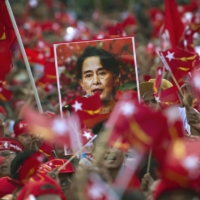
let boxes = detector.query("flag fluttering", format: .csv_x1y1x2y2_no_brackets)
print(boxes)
22,106,83,152
106,92,168,153
158,47,199,88
70,93,102,128
164,0,184,48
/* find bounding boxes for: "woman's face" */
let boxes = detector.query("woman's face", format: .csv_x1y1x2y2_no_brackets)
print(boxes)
79,56,116,101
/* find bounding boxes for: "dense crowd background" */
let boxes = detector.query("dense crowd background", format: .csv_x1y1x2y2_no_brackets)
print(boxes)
0,0,200,200
2,0,198,130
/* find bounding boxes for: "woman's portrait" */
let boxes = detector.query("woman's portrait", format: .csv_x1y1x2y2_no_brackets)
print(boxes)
54,37,138,112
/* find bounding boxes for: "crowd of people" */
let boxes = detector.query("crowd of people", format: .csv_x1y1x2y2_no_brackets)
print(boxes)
0,0,200,199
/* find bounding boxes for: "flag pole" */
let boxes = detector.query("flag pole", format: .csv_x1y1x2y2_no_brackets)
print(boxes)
157,52,183,97
147,66,165,173
5,0,43,113
57,135,97,172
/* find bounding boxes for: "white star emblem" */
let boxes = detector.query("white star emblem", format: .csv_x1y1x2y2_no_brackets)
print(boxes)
38,54,44,60
72,101,82,112
37,155,44,163
52,119,69,136
165,51,175,61
88,184,104,199
121,102,136,116
183,39,188,47
182,155,199,170
158,68,162,75
83,131,92,140
19,123,24,128
163,106,180,124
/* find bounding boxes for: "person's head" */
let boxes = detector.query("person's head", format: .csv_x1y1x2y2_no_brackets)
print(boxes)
142,91,159,109
139,79,173,110
93,130,125,171
38,159,75,199
157,189,200,200
0,138,24,177
153,179,200,200
10,150,47,183
13,119,32,150
16,175,65,200
77,47,120,101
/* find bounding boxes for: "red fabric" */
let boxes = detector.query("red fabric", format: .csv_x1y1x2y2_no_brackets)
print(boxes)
0,177,17,198
178,0,198,14
158,86,180,108
0,1,16,80
153,106,184,167
153,67,163,96
38,140,54,159
149,8,164,38
70,93,102,128
108,23,123,36
153,179,186,200
158,47,199,88
16,174,66,200
164,0,185,48
160,138,200,187
18,152,45,184
106,92,168,153
0,0,13,29
38,158,75,174
13,119,29,137
0,137,24,152
0,25,16,80
22,106,81,151
24,48,45,65
122,13,136,28
0,82,12,101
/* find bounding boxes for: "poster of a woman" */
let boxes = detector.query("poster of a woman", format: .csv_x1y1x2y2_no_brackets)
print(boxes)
53,37,139,156
54,37,139,116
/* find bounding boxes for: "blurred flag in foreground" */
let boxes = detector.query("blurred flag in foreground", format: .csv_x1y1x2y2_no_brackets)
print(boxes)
22,106,84,152
161,138,200,187
0,0,16,80
106,91,168,154
0,81,12,101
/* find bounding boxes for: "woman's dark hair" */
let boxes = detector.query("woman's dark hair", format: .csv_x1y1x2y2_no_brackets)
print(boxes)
76,46,120,79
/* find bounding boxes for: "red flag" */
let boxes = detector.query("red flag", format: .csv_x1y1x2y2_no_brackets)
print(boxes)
0,0,13,29
70,93,102,128
161,138,200,187
179,13,200,52
0,2,16,80
153,106,184,167
36,76,55,92
158,47,199,87
164,0,185,48
158,86,180,108
24,48,45,65
153,67,163,96
22,106,82,152
0,82,12,101
44,60,56,81
106,92,168,153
